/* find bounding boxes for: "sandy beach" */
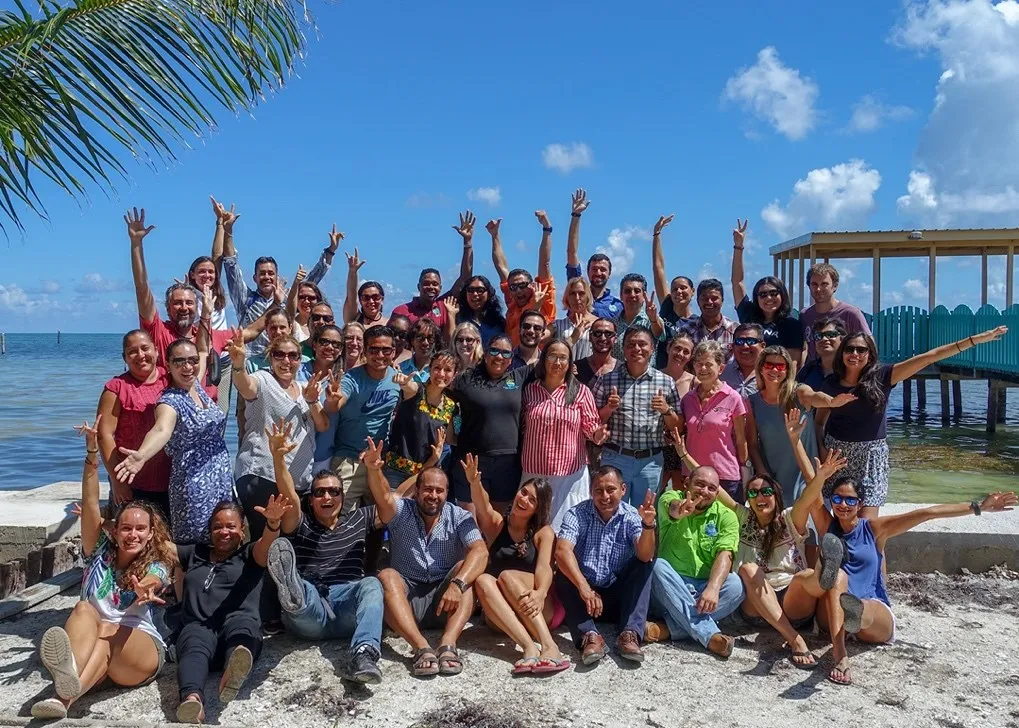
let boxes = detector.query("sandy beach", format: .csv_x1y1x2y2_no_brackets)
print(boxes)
0,569,1016,728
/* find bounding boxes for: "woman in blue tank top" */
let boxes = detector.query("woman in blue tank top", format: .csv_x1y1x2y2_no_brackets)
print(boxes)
797,452,1016,686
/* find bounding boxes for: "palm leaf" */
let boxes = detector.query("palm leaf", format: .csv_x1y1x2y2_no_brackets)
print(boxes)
0,0,311,235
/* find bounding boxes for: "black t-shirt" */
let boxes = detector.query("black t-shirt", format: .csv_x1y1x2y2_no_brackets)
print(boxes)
575,358,597,387
451,365,531,455
287,507,377,590
735,296,805,352
820,364,895,442
388,390,457,469
177,543,264,626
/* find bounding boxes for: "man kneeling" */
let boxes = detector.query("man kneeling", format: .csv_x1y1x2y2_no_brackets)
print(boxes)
554,466,657,665
363,438,488,677
647,465,744,658
264,422,387,683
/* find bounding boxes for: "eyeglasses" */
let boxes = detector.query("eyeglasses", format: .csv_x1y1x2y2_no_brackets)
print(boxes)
814,330,841,341
203,564,219,592
298,294,319,302
520,322,544,332
747,486,776,498
414,334,435,342
546,354,570,364
312,486,342,498
311,314,335,323
761,361,788,373
734,337,762,346
591,330,615,339
170,356,200,367
361,294,383,302
317,338,342,349
466,287,487,295
271,350,302,363
367,346,395,356
455,336,479,345
487,348,514,359
756,289,781,299
508,281,531,292
844,345,869,355
830,494,860,507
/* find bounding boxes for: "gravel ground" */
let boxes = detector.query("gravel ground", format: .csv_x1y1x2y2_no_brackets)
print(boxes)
1,569,1017,728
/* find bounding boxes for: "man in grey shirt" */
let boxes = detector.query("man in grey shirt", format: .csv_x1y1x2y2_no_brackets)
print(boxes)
721,323,765,398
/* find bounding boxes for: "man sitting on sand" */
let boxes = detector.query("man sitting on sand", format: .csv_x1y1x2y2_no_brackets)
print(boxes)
364,439,488,678
646,465,744,658
553,466,657,666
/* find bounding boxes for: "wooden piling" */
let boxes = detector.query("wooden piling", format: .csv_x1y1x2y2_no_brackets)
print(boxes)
952,380,963,419
940,378,950,424
998,388,1007,424
903,379,913,422
986,381,998,433
0,332,4,355
917,379,927,411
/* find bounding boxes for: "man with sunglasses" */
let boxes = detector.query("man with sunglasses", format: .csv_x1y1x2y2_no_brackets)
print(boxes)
264,427,386,684
721,323,765,398
800,263,871,361
489,212,557,347
575,318,619,387
510,310,547,369
325,325,402,513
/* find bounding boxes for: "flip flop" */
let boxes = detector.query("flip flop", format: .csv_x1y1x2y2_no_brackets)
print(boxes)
789,650,817,670
818,534,845,591
840,593,864,634
531,656,571,675
512,656,539,675
827,661,852,686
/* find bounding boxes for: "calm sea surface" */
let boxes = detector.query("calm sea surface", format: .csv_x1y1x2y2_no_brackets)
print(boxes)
1,333,1017,501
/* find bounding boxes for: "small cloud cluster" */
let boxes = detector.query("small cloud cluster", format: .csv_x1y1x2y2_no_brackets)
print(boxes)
466,186,501,207
542,142,595,174
76,273,123,294
723,46,819,140
846,95,914,133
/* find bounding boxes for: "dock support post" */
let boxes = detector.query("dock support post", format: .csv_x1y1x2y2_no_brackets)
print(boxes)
940,378,950,424
998,388,1007,424
987,381,998,433
903,379,913,422
952,380,963,420
917,379,927,411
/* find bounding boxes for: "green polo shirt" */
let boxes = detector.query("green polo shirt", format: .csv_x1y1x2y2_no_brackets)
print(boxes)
657,490,739,580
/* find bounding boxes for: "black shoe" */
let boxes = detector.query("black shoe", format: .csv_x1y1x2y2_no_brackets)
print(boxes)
350,644,382,685
261,618,285,636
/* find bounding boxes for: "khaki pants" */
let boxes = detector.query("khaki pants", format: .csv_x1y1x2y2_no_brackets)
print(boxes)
331,456,372,514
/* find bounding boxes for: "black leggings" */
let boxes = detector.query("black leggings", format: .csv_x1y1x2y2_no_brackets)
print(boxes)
176,616,262,702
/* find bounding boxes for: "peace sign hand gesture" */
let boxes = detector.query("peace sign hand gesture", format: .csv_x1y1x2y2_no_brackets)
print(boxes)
254,494,293,526
130,575,167,607
644,292,660,322
360,436,385,471
460,452,482,485
733,218,749,248
303,371,329,403
673,493,702,519
328,224,345,253
265,417,297,457
571,188,591,215
653,214,674,236
345,248,365,272
73,415,102,453
124,208,155,244
226,328,247,368
452,210,476,244
637,490,657,527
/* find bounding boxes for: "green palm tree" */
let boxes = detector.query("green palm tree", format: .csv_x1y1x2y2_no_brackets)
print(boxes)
0,0,310,234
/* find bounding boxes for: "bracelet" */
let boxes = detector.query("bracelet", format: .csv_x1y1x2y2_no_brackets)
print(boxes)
87,449,99,454
265,522,281,533
542,226,553,233
641,521,657,530
733,246,744,251
571,212,581,218
968,335,976,347
232,366,244,372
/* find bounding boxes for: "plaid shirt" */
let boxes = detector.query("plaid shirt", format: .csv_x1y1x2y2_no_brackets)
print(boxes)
557,499,643,588
591,364,680,452
387,497,483,584
677,314,737,355
609,310,666,359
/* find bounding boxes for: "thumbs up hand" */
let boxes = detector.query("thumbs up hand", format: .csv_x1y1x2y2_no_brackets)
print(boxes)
651,387,670,414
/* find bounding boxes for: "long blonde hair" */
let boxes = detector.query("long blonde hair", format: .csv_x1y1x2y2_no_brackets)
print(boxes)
755,345,797,410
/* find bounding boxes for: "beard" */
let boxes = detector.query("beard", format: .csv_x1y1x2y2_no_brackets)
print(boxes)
173,311,195,333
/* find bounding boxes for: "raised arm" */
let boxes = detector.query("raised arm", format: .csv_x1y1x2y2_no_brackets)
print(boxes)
225,329,259,401
784,408,816,484
74,418,105,556
361,437,398,525
566,188,590,272
635,491,658,562
126,208,158,322
342,248,365,324
871,492,1016,547
267,419,302,535
730,218,749,305
303,371,331,432
286,265,306,319
324,375,350,415
252,494,292,567
487,218,509,282
790,449,846,536
96,390,132,505
114,404,178,485
651,215,674,305
534,210,552,280
461,453,503,542
891,326,1008,386
304,225,341,285
448,210,476,297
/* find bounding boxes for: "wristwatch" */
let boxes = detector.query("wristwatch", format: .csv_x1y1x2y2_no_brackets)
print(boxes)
542,226,553,234
641,520,656,530
451,577,469,593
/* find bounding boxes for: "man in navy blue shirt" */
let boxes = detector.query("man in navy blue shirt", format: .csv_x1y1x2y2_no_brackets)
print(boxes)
564,188,624,319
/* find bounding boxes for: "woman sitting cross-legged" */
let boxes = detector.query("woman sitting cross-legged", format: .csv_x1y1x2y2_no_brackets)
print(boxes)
801,452,1017,686
464,454,570,675
173,495,292,723
32,417,176,720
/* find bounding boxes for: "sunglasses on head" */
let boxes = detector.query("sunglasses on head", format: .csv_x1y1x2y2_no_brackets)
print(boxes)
487,348,514,359
312,486,342,498
271,350,302,362
747,486,776,498
761,361,787,372
170,356,200,367
508,281,531,292
734,336,762,346
844,345,869,355
814,330,841,341
756,289,781,299
830,494,860,507
311,313,334,323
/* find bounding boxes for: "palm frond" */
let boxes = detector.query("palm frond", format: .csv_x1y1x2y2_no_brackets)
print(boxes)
0,0,311,234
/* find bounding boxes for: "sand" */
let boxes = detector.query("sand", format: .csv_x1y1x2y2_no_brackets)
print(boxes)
0,569,1016,728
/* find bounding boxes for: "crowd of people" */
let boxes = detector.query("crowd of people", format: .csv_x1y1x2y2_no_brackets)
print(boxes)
30,192,1016,721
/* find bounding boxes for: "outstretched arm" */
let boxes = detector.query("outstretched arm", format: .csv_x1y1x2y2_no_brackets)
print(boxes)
566,189,590,272
535,210,552,280
361,437,398,525
74,418,105,557
252,494,291,567
730,218,749,305
305,225,341,285
871,492,1017,546
286,265,305,320
448,211,476,297
790,449,846,536
126,208,158,322
652,215,674,305
488,218,509,282
891,327,1008,386
114,404,178,485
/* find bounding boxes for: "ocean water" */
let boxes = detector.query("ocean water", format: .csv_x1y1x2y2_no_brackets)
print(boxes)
1,333,1016,501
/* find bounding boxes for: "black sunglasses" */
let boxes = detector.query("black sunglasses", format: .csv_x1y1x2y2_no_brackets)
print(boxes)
747,486,776,498
487,348,513,359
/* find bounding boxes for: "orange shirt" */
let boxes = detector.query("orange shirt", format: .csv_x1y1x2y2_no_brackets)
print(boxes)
501,276,556,347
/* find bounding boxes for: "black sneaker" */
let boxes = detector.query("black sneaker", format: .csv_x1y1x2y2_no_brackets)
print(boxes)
267,539,304,612
350,644,382,685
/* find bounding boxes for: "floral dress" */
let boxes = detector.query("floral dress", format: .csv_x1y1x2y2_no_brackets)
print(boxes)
159,386,233,544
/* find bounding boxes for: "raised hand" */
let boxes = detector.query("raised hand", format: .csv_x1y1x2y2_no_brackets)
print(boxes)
980,491,1017,512
813,449,847,481
534,210,552,229
607,386,621,410
273,278,286,304
443,297,460,318
130,575,167,607
226,328,247,369
328,224,345,254
303,370,329,403
201,284,215,317
591,424,609,445
972,326,1008,345
733,218,749,248
254,493,293,525
571,188,591,215
429,426,447,463
644,292,660,322
70,502,83,519
265,417,297,457
460,452,482,484
829,392,858,408
73,415,102,452
345,247,365,272
653,214,675,236
531,279,549,305
391,371,413,388
637,489,656,527
211,197,240,230
293,265,307,287
124,208,155,244
651,388,669,414
325,375,342,405
485,218,502,237
452,210,476,244
570,316,592,344
360,436,384,471
784,408,807,441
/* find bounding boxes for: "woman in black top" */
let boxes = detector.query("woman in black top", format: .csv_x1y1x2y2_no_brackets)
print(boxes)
454,275,506,346
174,495,291,724
464,454,568,675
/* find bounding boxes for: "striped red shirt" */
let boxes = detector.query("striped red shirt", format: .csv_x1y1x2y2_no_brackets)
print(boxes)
521,381,600,476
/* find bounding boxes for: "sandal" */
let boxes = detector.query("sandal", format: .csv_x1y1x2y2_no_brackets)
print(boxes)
176,695,205,724
412,647,440,677
531,656,571,675
436,644,463,675
789,649,817,669
827,658,852,686
512,656,539,675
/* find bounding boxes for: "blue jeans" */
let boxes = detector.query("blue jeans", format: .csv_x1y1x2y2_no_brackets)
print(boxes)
649,559,745,647
282,576,384,652
600,449,664,506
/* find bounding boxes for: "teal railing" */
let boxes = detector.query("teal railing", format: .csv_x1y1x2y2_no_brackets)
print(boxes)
869,304,1019,375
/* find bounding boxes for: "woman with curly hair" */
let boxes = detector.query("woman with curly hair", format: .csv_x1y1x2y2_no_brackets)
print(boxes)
454,275,505,346
32,418,177,720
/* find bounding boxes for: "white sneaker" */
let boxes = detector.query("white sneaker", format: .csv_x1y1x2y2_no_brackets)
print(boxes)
40,627,81,700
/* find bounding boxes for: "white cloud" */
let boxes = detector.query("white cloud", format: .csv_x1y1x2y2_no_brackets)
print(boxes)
892,0,1019,223
594,226,650,279
903,278,929,301
0,283,33,312
76,273,123,294
542,142,594,174
406,192,449,209
515,239,528,253
761,160,882,238
696,262,719,283
466,186,501,206
41,279,60,294
883,290,905,306
723,46,819,140
846,94,914,132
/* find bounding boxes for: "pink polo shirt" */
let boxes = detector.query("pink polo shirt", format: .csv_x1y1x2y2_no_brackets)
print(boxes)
680,382,746,481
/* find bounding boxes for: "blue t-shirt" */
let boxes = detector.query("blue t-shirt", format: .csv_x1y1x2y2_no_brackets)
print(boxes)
331,365,402,460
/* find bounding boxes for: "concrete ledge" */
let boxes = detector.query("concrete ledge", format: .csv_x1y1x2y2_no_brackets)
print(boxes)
0,481,108,562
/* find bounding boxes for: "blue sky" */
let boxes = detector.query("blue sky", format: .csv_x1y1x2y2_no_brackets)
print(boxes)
2,0,1019,332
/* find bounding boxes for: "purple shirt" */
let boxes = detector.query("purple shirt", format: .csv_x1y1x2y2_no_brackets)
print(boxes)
800,301,871,360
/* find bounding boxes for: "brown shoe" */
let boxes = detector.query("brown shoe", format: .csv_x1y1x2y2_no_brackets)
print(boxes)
707,633,734,660
644,620,670,643
616,630,644,663
580,631,607,666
